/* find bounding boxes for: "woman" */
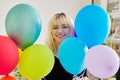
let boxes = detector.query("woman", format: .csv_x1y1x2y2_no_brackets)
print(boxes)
44,13,88,80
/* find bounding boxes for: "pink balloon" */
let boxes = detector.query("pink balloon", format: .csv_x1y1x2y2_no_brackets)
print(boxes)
85,45,119,78
0,36,19,75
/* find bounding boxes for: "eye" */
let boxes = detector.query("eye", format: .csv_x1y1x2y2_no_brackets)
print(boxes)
62,26,68,28
62,24,68,29
53,25,59,29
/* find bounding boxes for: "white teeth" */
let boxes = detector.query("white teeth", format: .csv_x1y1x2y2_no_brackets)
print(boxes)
58,35,63,37
56,34,66,38
57,34,63,38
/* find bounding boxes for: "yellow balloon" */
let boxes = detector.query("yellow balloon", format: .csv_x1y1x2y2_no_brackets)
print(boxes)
19,44,54,80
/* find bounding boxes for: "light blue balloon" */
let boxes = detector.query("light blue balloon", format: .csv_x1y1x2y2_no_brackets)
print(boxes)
58,37,88,75
75,5,110,48
5,4,41,49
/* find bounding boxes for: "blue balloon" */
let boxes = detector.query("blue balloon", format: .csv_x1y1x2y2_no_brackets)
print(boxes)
5,4,41,49
58,37,88,75
75,5,110,48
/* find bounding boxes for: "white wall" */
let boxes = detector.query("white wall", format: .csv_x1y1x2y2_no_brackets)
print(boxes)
0,0,91,44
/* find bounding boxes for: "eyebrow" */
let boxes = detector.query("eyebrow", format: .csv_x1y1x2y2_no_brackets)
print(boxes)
53,25,58,26
61,24,66,26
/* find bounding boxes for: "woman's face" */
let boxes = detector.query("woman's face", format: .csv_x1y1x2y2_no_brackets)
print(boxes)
51,19,71,43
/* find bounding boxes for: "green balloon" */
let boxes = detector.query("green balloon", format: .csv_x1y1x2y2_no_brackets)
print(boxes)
19,44,55,79
5,4,41,49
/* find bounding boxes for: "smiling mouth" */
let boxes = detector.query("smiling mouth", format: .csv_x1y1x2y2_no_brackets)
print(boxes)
57,34,66,38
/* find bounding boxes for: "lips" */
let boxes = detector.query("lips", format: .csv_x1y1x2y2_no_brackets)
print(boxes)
57,34,66,38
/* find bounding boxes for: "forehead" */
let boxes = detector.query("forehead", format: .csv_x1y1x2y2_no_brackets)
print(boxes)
53,17,67,25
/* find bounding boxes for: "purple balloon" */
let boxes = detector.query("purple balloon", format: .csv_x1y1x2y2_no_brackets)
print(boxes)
85,45,119,78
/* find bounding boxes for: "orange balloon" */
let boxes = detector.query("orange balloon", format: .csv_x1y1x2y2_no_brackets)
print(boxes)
18,48,23,59
0,75,16,80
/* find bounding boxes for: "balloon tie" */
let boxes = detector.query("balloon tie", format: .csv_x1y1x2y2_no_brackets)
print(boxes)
72,75,83,80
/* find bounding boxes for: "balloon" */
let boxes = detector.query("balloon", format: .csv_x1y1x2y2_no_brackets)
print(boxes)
0,75,16,80
18,48,23,59
19,44,54,80
85,45,119,78
75,5,110,48
5,4,41,49
58,37,88,75
0,36,19,75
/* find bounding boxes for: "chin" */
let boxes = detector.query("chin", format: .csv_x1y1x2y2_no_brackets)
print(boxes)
56,37,66,43
58,40,63,43
57,39,64,43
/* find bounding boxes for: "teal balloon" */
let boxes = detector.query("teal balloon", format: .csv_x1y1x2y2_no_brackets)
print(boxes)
58,37,88,75
5,4,41,49
75,5,110,48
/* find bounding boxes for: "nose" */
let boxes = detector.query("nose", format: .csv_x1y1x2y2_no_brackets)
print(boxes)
58,27,63,32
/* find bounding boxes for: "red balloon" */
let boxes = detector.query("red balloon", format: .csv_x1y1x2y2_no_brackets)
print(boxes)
0,75,16,80
0,36,19,75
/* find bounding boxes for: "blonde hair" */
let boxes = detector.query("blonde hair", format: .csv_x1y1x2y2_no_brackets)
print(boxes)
45,13,75,54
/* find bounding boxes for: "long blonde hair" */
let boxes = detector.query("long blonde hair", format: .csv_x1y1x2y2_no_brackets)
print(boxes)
45,13,75,54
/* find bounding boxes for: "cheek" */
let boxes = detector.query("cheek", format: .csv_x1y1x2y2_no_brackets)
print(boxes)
66,29,71,35
51,30,55,35
51,31,56,38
